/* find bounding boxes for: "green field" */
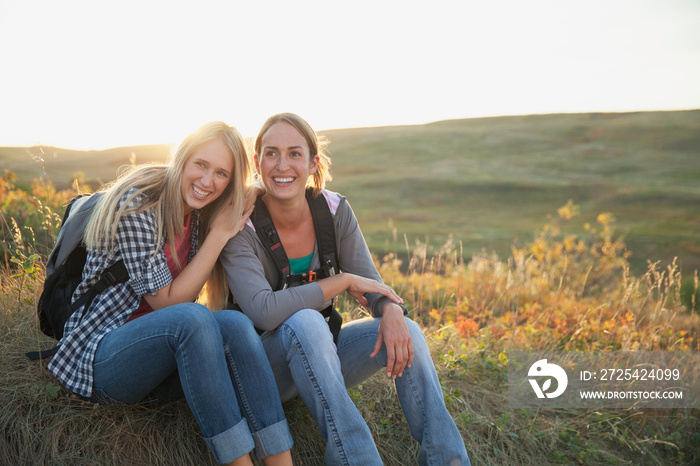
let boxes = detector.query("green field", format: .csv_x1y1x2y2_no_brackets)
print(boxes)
2,110,699,274
3,112,700,465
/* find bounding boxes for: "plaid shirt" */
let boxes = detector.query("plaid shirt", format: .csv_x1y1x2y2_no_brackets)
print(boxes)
48,191,199,398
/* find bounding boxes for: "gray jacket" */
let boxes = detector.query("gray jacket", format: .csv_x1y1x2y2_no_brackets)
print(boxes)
221,190,397,331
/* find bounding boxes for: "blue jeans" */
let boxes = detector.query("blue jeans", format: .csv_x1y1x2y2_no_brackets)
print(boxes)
92,304,293,464
261,308,470,465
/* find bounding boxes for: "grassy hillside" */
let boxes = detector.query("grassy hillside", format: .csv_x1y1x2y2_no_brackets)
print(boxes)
2,196,699,464
322,111,700,275
0,144,172,190
2,115,700,463
2,110,699,273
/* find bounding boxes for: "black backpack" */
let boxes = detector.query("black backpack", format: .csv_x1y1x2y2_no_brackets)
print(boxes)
26,193,129,360
247,189,343,343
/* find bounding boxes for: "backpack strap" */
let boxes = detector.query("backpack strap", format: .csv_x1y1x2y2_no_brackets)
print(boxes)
70,260,129,314
251,189,340,283
307,189,339,279
251,196,292,287
249,190,343,343
306,189,343,343
26,260,129,361
24,346,59,361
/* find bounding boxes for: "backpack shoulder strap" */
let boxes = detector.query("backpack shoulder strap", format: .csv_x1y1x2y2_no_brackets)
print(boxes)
71,259,129,311
251,191,340,284
306,189,343,344
247,191,343,344
306,189,339,277
26,260,129,362
250,196,292,287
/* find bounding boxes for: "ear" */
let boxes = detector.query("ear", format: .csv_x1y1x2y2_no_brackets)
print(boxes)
254,154,261,174
309,154,320,175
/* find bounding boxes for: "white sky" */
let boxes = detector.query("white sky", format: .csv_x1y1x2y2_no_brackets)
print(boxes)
1,0,699,150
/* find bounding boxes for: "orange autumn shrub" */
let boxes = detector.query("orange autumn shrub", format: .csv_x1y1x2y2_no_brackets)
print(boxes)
367,201,698,355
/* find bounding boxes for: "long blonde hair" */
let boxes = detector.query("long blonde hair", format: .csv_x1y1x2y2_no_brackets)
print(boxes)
254,113,332,198
84,121,251,309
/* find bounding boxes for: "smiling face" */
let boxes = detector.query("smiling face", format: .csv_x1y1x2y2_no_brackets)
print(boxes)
181,138,234,214
256,122,319,202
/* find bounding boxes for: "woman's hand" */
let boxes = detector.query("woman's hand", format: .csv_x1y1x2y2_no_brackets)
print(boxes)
146,201,254,310
252,179,266,198
345,274,403,307
209,202,255,240
370,303,414,379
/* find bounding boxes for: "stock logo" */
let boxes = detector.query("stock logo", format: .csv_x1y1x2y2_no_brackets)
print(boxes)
528,359,568,399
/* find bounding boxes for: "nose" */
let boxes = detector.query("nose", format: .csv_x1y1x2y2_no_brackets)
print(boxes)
200,169,214,187
276,154,290,170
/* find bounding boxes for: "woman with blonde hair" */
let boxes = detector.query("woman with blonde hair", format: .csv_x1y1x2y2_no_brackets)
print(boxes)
48,122,293,466
222,113,469,465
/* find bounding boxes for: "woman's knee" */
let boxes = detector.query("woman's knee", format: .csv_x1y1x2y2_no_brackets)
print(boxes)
281,308,333,345
161,302,209,324
212,309,255,334
169,303,221,343
213,310,262,348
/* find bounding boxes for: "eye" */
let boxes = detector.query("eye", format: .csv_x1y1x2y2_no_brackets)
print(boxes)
264,150,277,157
290,151,302,158
216,170,229,178
194,161,206,168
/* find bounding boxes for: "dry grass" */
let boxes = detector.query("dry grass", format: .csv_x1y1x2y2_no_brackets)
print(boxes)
2,178,700,464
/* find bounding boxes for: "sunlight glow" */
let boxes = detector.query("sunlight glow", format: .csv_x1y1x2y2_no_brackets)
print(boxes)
1,0,699,150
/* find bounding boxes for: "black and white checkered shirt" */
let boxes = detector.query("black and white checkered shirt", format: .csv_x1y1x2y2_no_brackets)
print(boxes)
48,190,199,398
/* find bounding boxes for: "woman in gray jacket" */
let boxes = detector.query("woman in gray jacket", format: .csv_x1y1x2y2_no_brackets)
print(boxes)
221,113,469,466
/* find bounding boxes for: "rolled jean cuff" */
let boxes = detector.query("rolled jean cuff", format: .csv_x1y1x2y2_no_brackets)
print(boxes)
205,418,254,465
252,418,294,461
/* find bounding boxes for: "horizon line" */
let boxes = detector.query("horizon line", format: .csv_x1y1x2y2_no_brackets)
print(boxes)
3,108,699,152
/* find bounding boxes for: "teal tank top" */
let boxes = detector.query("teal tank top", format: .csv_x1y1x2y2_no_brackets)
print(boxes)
288,253,314,275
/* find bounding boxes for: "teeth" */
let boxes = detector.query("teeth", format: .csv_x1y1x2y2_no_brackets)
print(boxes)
193,186,210,197
274,177,294,183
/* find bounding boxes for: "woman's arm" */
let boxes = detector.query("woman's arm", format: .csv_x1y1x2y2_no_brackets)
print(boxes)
221,225,403,331
221,227,327,330
143,203,254,310
111,189,253,312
